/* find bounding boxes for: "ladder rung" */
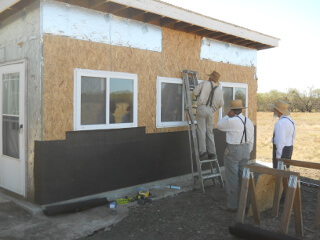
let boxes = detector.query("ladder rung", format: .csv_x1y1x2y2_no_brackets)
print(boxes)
202,173,222,180
199,159,218,164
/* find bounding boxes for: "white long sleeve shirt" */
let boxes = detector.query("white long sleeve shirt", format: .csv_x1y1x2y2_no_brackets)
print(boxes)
272,116,296,158
217,113,255,152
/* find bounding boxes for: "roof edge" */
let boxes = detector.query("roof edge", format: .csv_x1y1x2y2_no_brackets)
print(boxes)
112,0,279,47
0,0,21,14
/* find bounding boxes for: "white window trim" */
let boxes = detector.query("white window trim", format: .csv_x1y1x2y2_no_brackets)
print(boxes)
218,82,248,119
74,69,138,131
156,77,187,128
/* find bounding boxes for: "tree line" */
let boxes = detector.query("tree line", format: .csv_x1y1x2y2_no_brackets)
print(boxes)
258,88,320,112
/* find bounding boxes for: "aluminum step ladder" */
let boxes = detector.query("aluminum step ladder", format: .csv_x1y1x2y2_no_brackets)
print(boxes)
182,70,224,193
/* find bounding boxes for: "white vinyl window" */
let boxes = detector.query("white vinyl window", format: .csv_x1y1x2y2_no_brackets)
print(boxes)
74,69,138,130
156,77,187,128
219,82,248,119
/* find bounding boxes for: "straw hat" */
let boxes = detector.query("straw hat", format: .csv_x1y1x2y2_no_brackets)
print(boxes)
206,71,220,82
271,100,290,116
230,100,247,109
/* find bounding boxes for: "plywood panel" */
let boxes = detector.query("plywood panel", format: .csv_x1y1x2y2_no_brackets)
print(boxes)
247,174,276,216
43,27,257,140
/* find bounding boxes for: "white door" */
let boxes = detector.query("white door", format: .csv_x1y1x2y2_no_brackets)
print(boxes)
0,62,25,196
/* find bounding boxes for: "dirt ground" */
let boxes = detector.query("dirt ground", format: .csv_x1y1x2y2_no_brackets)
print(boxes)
83,176,319,240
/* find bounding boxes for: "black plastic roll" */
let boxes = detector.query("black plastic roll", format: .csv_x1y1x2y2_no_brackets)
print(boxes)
229,222,300,240
43,197,109,216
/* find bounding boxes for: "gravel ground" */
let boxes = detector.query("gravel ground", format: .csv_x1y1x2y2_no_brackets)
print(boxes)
83,177,319,240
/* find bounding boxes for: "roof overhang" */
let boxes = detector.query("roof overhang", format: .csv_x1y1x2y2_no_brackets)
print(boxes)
0,0,21,14
0,0,279,50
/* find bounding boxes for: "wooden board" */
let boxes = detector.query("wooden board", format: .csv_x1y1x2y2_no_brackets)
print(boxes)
247,174,276,217
277,159,320,170
245,164,300,178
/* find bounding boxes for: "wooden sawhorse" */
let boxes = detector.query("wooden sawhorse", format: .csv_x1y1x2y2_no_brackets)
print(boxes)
274,159,320,228
236,164,303,237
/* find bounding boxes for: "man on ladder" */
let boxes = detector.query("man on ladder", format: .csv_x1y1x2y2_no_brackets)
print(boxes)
193,71,224,160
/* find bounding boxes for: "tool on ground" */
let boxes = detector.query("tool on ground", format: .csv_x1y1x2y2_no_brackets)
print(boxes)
109,201,117,208
136,189,152,205
182,70,224,193
116,197,135,204
166,185,180,189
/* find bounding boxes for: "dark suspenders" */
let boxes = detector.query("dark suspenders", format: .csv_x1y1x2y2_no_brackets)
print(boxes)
196,82,218,107
205,82,218,107
236,115,247,144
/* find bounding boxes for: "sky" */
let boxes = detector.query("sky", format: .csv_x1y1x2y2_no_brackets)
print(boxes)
161,0,320,93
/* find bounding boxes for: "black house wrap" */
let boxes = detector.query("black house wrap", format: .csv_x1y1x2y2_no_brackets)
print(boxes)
34,127,256,205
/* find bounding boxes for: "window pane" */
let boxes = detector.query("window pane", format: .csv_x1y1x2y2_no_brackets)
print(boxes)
235,87,247,115
184,91,197,122
110,78,134,124
161,83,183,122
222,87,233,116
235,88,246,106
2,73,20,158
2,116,19,158
81,76,106,125
2,73,19,115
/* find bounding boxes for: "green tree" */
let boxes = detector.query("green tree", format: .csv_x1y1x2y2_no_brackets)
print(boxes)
257,90,287,112
287,88,318,112
258,88,320,112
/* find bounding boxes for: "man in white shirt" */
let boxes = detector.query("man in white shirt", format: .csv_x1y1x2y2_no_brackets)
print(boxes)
193,71,224,160
216,100,254,211
271,100,296,168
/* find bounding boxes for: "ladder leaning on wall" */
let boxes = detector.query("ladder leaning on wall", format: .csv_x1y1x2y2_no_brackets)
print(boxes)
181,70,224,193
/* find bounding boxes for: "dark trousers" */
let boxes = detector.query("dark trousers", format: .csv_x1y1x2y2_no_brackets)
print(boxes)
272,144,293,169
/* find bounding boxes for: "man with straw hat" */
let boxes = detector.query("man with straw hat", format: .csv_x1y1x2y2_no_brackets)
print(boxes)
217,99,254,211
193,71,224,160
271,100,296,169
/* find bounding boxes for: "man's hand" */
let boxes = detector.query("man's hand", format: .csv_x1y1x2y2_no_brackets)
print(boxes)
227,110,235,117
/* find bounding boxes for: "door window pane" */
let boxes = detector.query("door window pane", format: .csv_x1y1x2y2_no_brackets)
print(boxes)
2,116,19,158
2,73,19,115
2,73,20,158
161,83,183,122
110,78,134,124
222,87,233,116
81,76,106,125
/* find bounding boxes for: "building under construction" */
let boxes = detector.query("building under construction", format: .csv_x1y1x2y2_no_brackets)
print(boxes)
0,0,279,205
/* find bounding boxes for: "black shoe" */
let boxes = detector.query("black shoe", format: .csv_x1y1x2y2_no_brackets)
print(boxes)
208,153,217,159
200,153,208,160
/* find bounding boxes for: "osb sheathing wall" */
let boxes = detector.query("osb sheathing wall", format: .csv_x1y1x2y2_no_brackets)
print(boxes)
43,28,257,141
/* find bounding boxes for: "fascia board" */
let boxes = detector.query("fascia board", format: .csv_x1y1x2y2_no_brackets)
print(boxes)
0,0,21,14
111,0,279,47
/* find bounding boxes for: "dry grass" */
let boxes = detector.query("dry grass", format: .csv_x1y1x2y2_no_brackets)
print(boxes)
257,112,320,180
